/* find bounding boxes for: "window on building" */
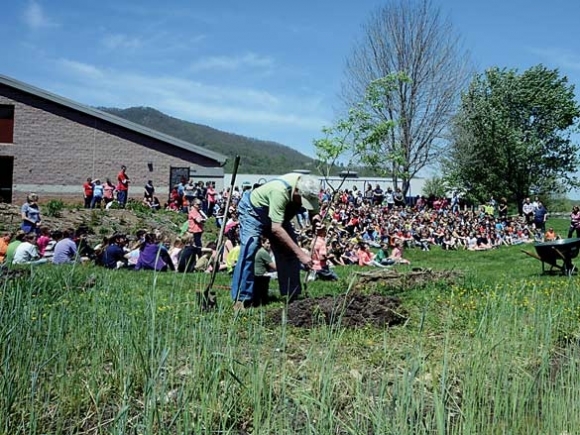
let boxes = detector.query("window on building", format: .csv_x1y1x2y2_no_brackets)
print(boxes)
0,105,14,143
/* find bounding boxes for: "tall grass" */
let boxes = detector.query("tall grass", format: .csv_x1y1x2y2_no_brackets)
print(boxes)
2,230,580,433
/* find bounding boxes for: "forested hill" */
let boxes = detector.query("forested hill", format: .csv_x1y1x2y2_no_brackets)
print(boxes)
101,106,316,173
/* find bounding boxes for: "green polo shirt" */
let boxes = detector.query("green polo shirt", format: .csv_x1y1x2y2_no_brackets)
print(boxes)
249,173,300,224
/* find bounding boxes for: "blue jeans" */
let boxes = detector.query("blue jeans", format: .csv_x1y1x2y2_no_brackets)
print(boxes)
296,210,310,229
117,190,127,207
21,221,39,234
231,194,301,302
90,196,103,209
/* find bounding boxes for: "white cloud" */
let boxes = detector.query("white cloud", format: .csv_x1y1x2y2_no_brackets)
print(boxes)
23,1,57,29
529,47,580,71
162,99,326,129
101,34,142,50
51,59,329,132
57,59,104,80
190,52,274,73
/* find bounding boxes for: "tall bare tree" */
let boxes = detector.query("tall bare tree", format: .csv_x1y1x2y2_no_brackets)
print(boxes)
342,0,471,195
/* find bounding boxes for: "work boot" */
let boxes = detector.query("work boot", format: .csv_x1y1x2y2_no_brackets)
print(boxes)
233,300,251,312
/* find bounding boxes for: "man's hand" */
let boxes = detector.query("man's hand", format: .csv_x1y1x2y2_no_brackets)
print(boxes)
298,252,313,270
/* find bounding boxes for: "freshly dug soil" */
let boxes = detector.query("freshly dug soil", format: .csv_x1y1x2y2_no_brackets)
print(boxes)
269,293,407,328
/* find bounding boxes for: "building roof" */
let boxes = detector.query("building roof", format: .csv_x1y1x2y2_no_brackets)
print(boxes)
0,74,227,165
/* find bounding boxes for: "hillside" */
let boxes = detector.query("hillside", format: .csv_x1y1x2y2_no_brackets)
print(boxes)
100,106,317,174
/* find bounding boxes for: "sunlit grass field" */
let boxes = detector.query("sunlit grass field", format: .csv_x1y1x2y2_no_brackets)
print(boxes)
2,218,580,434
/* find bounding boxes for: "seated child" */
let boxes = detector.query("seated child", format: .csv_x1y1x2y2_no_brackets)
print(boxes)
311,226,338,281
544,227,558,242
37,226,51,257
341,242,359,265
254,236,277,306
389,241,411,265
357,242,386,267
177,233,197,273
375,243,395,266
195,242,226,273
42,230,60,260
168,237,183,270
226,245,240,274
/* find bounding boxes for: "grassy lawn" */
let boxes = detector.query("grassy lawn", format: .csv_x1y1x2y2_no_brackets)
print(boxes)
1,219,580,434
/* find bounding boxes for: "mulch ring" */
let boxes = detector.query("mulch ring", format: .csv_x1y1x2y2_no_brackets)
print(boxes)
268,293,407,328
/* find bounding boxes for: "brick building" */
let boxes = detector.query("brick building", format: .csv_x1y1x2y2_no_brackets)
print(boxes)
0,74,227,203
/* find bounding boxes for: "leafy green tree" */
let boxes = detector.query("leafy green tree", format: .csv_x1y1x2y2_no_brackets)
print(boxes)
314,74,408,192
422,176,448,198
445,65,580,212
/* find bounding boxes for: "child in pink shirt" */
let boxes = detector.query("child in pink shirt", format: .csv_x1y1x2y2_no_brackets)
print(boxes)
37,227,51,257
390,242,410,265
357,242,386,267
312,226,338,281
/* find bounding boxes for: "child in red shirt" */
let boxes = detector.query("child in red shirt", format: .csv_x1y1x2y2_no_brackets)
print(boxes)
311,226,338,281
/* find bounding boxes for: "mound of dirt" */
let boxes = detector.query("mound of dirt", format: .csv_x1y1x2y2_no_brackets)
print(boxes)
269,293,407,328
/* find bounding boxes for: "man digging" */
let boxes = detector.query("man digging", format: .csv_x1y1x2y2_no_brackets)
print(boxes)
230,173,321,309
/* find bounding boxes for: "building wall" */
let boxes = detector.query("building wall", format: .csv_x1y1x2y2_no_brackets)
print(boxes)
0,84,223,202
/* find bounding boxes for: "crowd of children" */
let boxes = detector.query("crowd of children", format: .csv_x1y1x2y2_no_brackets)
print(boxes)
5,178,575,309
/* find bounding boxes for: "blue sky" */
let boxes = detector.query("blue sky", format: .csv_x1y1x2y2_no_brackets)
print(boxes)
2,0,580,161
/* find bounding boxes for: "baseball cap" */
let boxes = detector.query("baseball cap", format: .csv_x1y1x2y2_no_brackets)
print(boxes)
295,175,320,213
300,192,320,213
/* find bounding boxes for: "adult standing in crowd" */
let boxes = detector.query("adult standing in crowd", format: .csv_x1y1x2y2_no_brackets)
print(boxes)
449,191,459,214
231,173,321,307
183,179,196,205
373,184,384,206
522,197,535,224
568,205,580,239
385,187,395,210
144,180,155,198
91,179,104,209
533,200,548,234
116,165,130,208
103,178,115,207
393,188,405,208
188,198,206,258
206,181,217,217
498,197,508,221
21,193,41,234
83,178,93,209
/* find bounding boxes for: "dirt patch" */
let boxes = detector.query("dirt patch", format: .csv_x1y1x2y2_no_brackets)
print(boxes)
268,268,462,329
269,293,407,328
